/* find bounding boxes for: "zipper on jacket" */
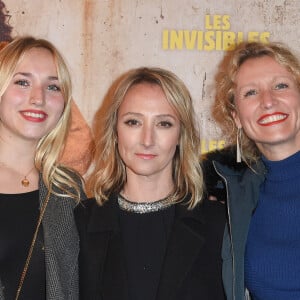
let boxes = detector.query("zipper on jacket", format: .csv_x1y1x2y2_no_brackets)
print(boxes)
213,162,236,300
245,288,252,300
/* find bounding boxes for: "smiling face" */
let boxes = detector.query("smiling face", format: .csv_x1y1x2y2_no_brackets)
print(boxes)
0,47,65,145
233,55,300,160
117,82,180,181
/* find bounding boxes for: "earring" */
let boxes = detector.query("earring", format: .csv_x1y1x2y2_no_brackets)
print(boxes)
236,127,242,163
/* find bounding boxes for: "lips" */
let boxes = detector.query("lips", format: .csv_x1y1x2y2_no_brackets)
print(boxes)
257,113,288,126
135,153,157,160
20,110,48,122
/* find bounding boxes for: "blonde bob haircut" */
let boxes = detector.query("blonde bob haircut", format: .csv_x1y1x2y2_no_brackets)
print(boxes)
213,41,300,164
0,36,82,200
88,67,203,208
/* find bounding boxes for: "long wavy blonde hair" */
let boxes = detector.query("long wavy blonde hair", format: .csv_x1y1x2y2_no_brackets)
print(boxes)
213,41,300,164
0,36,82,200
87,67,203,208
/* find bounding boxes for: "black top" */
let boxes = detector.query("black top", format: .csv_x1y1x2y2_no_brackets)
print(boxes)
75,195,226,300
119,205,175,300
0,190,46,300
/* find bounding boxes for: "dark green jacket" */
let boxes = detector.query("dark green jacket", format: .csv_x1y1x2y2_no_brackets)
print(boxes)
213,160,265,300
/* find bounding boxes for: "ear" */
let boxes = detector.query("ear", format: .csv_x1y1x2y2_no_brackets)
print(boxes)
231,110,242,129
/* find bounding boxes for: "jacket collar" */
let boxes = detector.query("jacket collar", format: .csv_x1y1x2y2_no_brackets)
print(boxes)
86,194,207,300
157,201,206,299
87,193,205,233
213,156,266,178
87,193,120,233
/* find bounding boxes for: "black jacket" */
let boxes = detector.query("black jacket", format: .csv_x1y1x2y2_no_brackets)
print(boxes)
75,194,226,300
202,146,247,204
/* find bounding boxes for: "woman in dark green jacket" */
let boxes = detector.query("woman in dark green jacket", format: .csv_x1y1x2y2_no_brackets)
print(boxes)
213,41,300,300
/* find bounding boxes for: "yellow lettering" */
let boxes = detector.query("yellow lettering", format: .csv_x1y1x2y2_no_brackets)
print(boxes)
259,32,270,43
248,31,259,42
204,31,215,51
217,140,226,149
205,15,213,29
184,30,197,50
162,28,271,52
222,15,230,30
223,31,236,50
209,140,217,151
214,15,222,29
201,139,226,154
237,31,244,44
215,31,222,50
197,31,204,50
170,30,183,50
162,30,169,50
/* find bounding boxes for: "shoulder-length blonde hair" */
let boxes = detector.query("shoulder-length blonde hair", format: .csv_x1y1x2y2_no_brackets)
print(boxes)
0,36,82,200
88,67,203,208
213,41,300,164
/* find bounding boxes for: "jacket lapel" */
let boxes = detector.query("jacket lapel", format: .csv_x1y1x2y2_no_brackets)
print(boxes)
86,196,130,300
40,178,79,300
0,278,4,300
156,203,205,300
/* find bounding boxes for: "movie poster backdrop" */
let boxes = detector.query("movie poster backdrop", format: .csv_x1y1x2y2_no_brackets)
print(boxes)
3,0,300,172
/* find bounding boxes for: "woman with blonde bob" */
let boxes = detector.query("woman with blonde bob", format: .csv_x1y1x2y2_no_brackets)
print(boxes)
0,36,85,300
212,41,300,299
76,67,226,299
88,67,203,207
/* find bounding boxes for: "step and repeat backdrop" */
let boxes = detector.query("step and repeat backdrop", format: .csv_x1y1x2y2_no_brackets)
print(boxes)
3,0,300,171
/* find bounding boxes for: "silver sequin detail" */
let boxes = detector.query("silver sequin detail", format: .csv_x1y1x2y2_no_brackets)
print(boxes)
118,194,173,214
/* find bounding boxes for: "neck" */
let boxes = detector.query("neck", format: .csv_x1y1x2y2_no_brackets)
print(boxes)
122,172,174,203
257,141,300,161
0,138,36,168
0,140,38,193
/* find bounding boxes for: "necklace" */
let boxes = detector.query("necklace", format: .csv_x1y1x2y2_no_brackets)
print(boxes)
118,193,173,214
21,167,36,187
0,163,36,187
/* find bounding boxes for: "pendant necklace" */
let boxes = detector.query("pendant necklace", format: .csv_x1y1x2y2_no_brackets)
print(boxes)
21,167,36,187
0,162,36,187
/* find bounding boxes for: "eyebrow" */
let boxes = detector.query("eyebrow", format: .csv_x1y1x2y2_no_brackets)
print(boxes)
13,72,59,81
121,112,177,119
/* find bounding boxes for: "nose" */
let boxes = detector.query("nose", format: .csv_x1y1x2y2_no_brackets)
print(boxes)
29,86,45,106
141,124,154,147
260,90,276,109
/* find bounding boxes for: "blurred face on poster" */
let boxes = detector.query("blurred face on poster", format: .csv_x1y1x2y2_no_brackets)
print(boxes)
0,0,12,42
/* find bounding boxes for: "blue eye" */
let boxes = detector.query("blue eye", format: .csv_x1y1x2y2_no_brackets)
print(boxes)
275,83,288,89
48,84,61,92
15,80,29,87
